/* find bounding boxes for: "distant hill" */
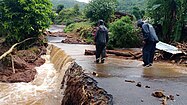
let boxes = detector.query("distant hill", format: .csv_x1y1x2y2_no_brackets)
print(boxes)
51,0,146,11
50,0,86,8
117,0,146,12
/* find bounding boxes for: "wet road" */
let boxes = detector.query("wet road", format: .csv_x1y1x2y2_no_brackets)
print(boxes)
51,41,187,105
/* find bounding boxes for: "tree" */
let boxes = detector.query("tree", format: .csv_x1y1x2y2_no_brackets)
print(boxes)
147,0,187,42
73,4,80,15
116,0,146,13
132,7,145,20
0,0,7,36
56,8,76,25
0,0,53,45
84,0,117,23
56,4,64,14
173,0,187,41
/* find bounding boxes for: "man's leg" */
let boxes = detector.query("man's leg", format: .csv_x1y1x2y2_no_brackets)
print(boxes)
149,43,156,64
142,44,151,66
96,44,102,63
101,45,106,63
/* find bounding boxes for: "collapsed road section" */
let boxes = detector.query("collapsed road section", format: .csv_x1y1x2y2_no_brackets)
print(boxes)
48,44,113,105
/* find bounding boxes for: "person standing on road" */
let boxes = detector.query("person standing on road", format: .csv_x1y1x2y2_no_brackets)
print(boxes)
137,19,159,67
94,20,109,63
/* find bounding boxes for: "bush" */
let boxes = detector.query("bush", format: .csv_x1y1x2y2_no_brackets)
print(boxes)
64,22,92,33
109,16,141,48
0,0,53,45
64,22,94,43
54,5,84,25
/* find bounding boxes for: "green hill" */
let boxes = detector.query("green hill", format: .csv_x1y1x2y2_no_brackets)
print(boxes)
117,0,146,12
50,0,86,8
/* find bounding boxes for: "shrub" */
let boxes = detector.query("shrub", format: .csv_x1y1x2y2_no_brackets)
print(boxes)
109,16,141,48
0,0,53,45
64,22,94,43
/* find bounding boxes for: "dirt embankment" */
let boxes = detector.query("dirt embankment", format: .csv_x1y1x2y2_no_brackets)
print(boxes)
46,31,92,44
61,62,113,105
0,41,46,83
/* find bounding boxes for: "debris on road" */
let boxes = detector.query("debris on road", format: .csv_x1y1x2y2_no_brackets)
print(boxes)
136,82,142,87
85,49,142,59
152,91,165,98
156,41,182,54
125,80,136,83
145,85,151,88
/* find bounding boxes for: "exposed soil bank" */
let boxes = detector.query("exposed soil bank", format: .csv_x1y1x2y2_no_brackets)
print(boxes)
0,41,46,83
61,62,113,105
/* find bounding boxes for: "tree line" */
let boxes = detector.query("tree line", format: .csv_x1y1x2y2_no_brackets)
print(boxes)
0,0,187,48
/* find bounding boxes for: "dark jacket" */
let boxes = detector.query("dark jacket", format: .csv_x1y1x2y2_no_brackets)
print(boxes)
142,23,159,43
95,25,109,44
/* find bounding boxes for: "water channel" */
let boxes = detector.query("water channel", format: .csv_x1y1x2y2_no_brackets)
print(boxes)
0,25,187,105
0,55,64,105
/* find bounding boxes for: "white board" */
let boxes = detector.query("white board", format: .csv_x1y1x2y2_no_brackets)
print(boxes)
156,41,182,54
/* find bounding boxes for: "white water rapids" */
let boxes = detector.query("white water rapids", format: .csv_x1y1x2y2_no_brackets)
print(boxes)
0,48,71,105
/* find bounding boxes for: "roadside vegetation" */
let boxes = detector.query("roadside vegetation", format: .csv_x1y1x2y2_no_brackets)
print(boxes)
0,0,53,47
54,0,187,46
0,0,53,82
109,16,141,48
64,22,94,44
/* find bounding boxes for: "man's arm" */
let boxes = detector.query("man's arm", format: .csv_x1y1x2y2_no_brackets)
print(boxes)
94,28,99,42
142,24,150,42
106,30,109,43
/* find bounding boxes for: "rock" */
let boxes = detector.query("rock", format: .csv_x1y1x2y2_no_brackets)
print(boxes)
145,85,151,88
152,91,165,98
161,97,167,105
92,72,98,77
169,95,174,100
171,60,175,63
136,82,142,87
176,94,180,96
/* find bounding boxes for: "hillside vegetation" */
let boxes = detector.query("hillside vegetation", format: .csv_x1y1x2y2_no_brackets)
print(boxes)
117,0,146,12
50,0,86,8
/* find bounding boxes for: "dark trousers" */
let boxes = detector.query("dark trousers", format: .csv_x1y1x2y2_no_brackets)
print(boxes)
96,43,106,60
143,42,156,65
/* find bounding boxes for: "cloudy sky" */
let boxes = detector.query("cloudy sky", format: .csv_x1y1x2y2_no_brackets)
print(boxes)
76,0,90,3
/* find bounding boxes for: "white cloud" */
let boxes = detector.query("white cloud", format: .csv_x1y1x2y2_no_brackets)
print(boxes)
76,0,90,3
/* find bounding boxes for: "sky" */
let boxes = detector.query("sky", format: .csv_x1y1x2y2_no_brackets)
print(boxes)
76,0,90,3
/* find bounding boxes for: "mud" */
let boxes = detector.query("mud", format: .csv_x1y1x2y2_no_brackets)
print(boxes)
61,62,113,105
0,44,46,83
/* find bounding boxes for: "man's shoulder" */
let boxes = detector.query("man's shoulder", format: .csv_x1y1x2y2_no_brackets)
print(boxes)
99,25,107,28
98,25,108,31
142,23,149,27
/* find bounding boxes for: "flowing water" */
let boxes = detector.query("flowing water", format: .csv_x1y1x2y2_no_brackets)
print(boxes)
0,44,74,105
